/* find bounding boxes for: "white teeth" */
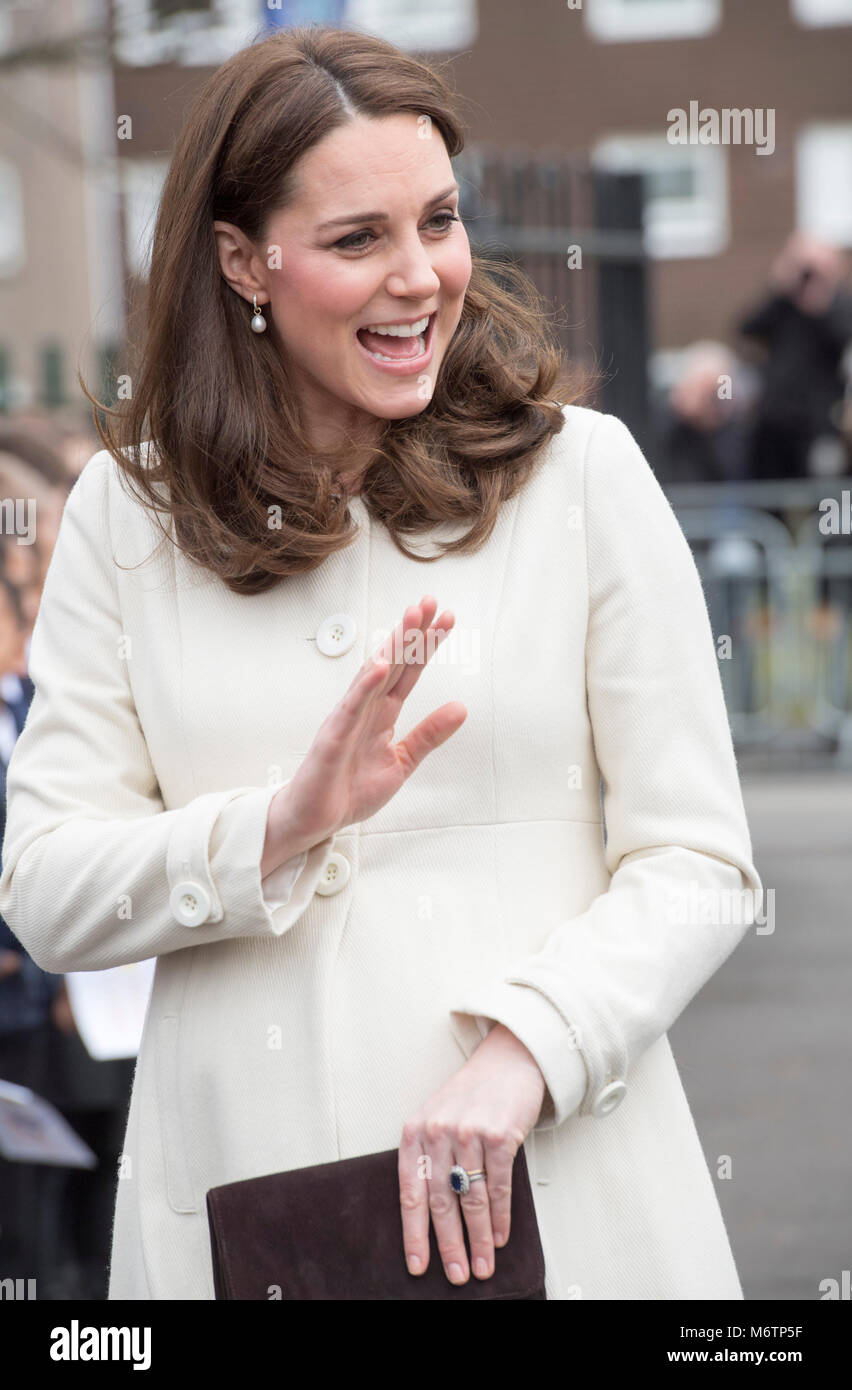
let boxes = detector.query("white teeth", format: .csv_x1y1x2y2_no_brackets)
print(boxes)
363,315,430,336
367,333,426,361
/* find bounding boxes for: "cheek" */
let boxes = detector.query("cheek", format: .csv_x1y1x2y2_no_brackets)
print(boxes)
271,259,368,333
440,236,472,300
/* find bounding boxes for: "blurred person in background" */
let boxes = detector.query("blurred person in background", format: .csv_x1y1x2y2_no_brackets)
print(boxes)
738,232,852,481
0,437,134,1297
0,569,62,1290
39,968,137,1299
0,448,68,633
651,343,765,714
652,340,752,486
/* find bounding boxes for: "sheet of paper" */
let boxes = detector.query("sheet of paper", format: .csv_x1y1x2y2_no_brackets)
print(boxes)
0,1080,97,1167
64,958,157,1061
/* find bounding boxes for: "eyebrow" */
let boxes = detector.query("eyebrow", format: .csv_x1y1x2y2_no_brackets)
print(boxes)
316,183,460,231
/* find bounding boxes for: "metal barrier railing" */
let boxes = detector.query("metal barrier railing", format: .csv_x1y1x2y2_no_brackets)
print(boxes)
663,477,852,760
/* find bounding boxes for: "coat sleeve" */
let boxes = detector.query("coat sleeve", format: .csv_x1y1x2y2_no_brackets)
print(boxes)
448,411,764,1128
0,454,333,973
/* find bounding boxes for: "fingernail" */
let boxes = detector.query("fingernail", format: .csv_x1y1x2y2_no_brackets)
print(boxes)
474,1257,489,1278
448,1262,466,1284
407,1255,422,1275
493,1232,505,1247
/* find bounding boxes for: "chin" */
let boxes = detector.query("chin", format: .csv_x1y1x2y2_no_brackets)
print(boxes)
363,392,435,421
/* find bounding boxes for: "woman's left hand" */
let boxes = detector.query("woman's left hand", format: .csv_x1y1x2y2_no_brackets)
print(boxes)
398,1023,546,1285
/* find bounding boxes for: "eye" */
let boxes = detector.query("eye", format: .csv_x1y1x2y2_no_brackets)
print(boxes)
427,211,460,232
333,210,460,252
334,229,377,251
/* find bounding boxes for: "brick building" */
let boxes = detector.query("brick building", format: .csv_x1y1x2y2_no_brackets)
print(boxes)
1,0,850,415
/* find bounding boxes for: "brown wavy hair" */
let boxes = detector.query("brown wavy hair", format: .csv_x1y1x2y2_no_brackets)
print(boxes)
82,24,591,596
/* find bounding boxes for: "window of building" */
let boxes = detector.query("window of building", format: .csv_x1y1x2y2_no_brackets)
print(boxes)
114,0,258,66
0,161,25,278
796,122,852,245
114,0,476,63
40,344,66,409
583,0,721,43
791,0,852,27
344,0,477,50
121,159,170,279
592,134,728,258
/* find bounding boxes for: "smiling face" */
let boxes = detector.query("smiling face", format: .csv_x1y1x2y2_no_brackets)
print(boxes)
214,114,472,462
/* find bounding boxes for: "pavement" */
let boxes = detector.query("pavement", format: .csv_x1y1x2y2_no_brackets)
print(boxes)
668,772,850,1301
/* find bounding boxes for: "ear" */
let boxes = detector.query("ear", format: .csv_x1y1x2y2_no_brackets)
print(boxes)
212,220,267,305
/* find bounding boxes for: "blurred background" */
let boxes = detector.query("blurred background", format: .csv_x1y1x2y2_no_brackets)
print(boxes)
0,0,849,1301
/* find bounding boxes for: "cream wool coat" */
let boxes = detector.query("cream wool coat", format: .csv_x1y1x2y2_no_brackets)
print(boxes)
0,403,762,1301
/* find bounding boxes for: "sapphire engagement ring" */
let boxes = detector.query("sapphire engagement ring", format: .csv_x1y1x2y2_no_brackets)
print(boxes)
449,1165,486,1196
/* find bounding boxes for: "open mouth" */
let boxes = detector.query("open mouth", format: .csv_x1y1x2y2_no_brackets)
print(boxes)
355,312,436,370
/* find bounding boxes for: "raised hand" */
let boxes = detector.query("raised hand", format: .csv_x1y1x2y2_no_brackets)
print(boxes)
264,595,466,867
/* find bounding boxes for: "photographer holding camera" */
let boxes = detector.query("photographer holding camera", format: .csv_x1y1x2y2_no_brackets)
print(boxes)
738,231,852,480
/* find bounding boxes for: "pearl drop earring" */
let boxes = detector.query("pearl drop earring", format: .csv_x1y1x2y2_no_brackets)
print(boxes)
250,293,267,334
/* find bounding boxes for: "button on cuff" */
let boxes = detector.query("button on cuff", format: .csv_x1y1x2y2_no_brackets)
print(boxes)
169,880,212,927
502,961,629,1120
166,787,251,926
591,1079,627,1118
315,850,350,896
207,783,337,939
448,978,589,1129
265,833,337,927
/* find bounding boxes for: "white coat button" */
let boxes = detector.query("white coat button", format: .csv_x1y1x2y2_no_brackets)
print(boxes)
592,1080,627,1118
170,880,212,927
315,851,351,896
316,613,357,657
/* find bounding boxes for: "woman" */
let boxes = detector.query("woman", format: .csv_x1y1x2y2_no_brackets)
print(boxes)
0,26,762,1300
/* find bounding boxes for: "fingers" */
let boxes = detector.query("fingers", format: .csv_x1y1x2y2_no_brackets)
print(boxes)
343,654,391,724
394,701,467,777
376,596,453,704
425,1132,470,1286
400,1125,473,1286
482,1144,514,1250
336,597,425,703
335,595,453,731
453,1139,494,1280
398,1128,431,1278
399,1126,513,1286
371,596,437,686
391,611,455,705
446,1140,516,1283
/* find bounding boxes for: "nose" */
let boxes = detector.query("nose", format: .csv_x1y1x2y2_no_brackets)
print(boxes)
385,230,441,302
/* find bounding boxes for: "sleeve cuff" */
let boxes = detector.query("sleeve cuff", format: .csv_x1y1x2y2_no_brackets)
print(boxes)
203,784,334,938
261,849,310,909
449,979,590,1129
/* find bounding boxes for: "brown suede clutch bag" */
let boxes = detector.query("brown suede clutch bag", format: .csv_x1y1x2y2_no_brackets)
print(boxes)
206,1144,546,1300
